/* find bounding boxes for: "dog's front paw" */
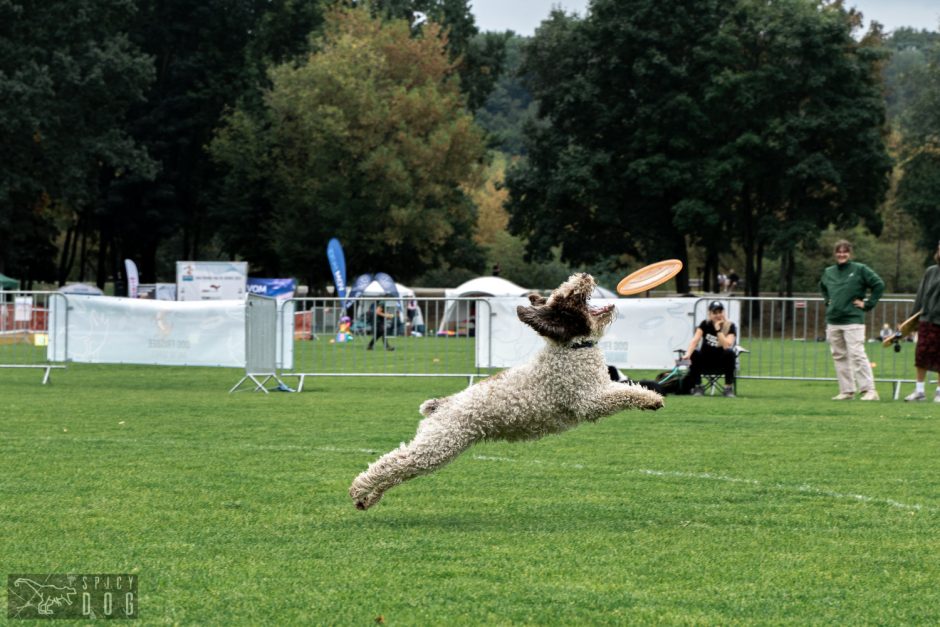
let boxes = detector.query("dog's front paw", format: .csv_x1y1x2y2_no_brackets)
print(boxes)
349,475,382,510
620,383,664,411
352,490,383,510
638,389,664,410
349,484,383,510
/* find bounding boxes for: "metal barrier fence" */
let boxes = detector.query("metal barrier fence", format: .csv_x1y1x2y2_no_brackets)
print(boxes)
231,294,289,393
0,291,67,383
2,291,923,398
704,296,920,399
282,297,492,391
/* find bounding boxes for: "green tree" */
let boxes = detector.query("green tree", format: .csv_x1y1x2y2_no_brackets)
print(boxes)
475,34,537,155
0,0,154,284
896,38,940,256
505,1,736,292
202,0,327,280
98,0,309,285
506,0,891,296
211,5,487,286
372,0,510,110
245,0,327,75
882,27,940,127
707,0,891,295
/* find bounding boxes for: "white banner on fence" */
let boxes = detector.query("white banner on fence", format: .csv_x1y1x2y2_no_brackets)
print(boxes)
478,298,742,370
48,296,247,367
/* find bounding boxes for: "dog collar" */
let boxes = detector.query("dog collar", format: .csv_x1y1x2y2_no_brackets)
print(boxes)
569,340,597,349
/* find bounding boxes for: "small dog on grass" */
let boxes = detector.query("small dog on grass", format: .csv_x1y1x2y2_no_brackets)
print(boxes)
349,273,664,509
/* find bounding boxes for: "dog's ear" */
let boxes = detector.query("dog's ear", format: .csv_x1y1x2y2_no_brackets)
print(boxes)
517,305,573,342
527,293,547,306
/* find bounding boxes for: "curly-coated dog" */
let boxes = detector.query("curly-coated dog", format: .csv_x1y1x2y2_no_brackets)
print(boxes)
349,273,664,509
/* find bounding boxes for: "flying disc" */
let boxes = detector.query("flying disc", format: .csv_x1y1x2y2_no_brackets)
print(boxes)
616,259,684,296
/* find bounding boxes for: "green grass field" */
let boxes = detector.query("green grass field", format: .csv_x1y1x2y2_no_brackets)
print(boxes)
1,364,938,624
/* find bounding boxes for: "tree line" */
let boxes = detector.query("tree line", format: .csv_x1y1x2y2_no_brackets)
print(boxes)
1,0,938,294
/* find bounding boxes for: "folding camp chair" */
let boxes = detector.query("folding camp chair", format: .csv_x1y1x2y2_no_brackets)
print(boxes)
700,345,749,396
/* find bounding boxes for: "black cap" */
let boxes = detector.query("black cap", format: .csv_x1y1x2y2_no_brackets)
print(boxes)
708,301,724,312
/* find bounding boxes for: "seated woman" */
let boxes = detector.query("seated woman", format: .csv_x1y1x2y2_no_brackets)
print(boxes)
683,301,737,397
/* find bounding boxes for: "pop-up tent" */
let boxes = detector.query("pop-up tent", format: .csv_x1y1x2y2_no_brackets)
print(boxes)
438,276,529,335
360,280,426,335
362,279,408,320
362,279,411,299
0,273,19,290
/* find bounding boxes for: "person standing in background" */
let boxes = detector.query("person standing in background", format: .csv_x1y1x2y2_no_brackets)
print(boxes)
820,240,885,401
904,241,940,402
367,302,395,351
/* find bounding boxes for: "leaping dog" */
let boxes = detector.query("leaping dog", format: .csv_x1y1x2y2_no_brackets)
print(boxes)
349,273,664,509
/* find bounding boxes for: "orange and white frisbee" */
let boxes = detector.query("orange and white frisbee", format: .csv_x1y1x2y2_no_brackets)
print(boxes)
616,259,683,296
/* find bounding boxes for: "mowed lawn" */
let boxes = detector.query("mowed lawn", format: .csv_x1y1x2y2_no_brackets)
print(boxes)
1,364,938,624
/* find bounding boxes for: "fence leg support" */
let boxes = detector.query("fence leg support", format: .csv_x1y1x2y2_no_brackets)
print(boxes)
230,373,288,394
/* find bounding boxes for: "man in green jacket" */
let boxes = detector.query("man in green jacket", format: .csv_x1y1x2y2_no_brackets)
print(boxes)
820,239,885,401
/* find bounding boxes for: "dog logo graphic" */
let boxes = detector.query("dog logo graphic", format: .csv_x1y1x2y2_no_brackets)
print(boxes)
7,573,138,620
11,578,76,616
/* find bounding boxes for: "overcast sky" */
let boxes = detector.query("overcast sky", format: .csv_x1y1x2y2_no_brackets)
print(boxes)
470,0,940,36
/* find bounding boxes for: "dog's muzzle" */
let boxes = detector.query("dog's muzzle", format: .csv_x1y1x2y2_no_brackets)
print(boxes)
589,303,614,316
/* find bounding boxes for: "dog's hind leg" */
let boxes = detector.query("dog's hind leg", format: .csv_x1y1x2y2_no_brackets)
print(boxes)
350,419,476,510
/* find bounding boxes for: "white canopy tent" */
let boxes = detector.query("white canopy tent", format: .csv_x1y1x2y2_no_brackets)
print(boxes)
362,280,413,298
445,276,528,299
438,276,529,335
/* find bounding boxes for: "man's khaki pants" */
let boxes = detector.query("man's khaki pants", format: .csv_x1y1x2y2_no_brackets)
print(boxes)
826,323,875,394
